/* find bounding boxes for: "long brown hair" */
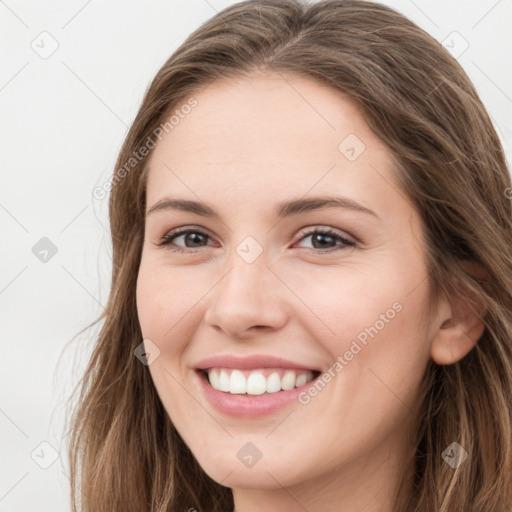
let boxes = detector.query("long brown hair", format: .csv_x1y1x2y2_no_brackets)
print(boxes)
65,1,512,510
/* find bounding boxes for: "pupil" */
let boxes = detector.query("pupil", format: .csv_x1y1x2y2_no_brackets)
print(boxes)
313,233,333,248
187,233,205,247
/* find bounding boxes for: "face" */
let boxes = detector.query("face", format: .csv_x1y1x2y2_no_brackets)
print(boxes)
136,72,438,501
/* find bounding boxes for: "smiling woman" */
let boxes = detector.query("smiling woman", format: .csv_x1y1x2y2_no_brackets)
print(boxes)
66,1,512,511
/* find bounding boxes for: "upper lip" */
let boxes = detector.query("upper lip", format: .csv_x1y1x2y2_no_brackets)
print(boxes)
195,354,321,372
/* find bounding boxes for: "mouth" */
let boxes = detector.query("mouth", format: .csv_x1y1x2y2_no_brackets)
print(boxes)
193,354,324,416
199,367,322,396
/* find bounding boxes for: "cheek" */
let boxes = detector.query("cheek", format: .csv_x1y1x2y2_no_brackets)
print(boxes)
285,262,418,349
136,264,211,427
136,262,205,350
292,259,432,403
283,268,431,464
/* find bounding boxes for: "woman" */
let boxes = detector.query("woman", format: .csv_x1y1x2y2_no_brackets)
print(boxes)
66,0,512,510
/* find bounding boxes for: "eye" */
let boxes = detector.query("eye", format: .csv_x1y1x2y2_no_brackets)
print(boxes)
294,227,356,253
156,227,213,253
156,226,356,254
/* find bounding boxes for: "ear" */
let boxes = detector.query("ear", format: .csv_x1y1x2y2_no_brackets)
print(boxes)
430,261,487,365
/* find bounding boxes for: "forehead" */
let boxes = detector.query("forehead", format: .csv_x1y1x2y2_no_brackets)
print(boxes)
150,72,390,160
144,72,409,222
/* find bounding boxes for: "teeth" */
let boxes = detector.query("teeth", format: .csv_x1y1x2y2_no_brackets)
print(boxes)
266,372,281,393
281,370,296,390
206,368,315,395
218,369,230,392
229,370,246,394
295,372,308,387
247,372,267,395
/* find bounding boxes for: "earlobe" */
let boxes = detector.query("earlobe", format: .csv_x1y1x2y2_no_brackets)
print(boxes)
430,262,487,366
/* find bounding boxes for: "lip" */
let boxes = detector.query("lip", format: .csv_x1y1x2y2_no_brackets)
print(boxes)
195,354,321,372
193,354,322,418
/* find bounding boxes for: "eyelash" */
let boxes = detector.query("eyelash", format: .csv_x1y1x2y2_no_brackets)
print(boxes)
156,226,356,254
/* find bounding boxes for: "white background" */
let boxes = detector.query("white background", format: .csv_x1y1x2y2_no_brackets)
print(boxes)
1,0,511,510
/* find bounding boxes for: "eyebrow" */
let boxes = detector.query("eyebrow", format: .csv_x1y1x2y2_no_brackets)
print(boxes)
146,195,380,220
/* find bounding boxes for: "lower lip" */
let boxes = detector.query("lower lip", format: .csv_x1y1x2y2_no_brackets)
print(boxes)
195,370,318,418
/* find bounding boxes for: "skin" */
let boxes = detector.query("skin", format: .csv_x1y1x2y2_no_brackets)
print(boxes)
136,71,484,512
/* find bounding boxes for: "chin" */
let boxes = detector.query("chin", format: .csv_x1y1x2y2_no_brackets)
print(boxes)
186,439,303,490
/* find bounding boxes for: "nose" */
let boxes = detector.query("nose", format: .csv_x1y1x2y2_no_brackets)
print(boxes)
203,253,289,339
